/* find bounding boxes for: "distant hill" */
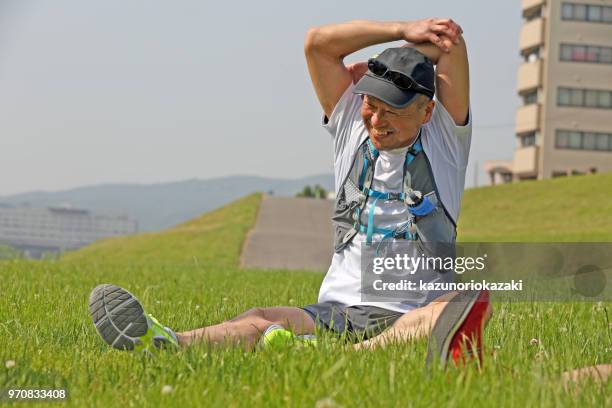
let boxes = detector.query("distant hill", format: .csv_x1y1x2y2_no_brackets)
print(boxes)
0,174,333,232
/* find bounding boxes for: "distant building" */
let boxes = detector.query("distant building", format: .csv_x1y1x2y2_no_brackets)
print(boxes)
0,205,138,258
486,0,612,185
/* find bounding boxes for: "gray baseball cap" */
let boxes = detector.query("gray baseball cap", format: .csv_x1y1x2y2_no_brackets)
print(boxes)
353,47,435,108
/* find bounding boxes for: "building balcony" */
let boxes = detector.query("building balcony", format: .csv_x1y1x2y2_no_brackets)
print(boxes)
522,0,545,17
517,60,542,93
515,104,541,134
520,18,545,53
513,145,539,175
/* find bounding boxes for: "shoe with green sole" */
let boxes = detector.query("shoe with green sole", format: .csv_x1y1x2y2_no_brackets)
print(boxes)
89,284,179,352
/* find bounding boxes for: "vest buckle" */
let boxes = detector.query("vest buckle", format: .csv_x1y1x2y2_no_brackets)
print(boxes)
342,228,358,244
387,192,401,201
358,191,367,204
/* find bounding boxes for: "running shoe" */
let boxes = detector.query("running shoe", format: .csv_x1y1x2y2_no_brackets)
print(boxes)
426,290,491,369
259,324,317,349
89,284,179,352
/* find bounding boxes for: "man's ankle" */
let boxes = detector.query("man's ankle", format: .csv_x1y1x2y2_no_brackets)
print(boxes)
175,333,190,347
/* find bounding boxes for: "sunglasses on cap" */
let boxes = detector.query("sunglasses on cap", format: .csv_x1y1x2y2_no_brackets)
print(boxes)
367,59,434,98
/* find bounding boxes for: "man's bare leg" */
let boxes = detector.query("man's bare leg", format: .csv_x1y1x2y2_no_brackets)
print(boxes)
176,306,316,350
562,364,611,395
354,292,493,350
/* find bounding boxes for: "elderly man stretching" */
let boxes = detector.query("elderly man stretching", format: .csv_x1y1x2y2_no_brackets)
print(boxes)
89,18,491,368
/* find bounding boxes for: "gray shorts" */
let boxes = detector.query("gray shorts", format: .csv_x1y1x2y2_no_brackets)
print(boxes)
302,301,404,342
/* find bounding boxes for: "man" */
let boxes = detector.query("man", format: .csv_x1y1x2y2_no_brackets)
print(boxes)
89,18,491,368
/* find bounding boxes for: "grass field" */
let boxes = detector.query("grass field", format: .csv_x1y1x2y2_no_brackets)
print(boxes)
1,175,611,407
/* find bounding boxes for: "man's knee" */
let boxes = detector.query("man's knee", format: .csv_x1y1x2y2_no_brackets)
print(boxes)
225,313,273,337
227,306,314,333
390,303,442,332
244,307,267,319
227,307,266,322
246,307,287,322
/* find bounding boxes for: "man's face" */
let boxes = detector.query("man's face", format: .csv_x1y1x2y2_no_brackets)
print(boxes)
360,95,434,151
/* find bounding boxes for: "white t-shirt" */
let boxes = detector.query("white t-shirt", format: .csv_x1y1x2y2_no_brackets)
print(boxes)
318,83,472,313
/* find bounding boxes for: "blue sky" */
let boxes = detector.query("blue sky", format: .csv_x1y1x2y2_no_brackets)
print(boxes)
0,0,521,195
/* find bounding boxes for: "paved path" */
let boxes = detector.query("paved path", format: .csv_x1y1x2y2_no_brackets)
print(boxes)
240,196,334,272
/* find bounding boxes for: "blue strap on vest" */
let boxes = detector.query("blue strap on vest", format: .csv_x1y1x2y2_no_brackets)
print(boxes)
359,140,379,190
359,221,417,255
404,140,423,166
359,224,416,241
357,137,434,246
365,194,381,244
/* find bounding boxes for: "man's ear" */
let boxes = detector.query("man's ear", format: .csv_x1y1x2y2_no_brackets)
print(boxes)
422,99,435,124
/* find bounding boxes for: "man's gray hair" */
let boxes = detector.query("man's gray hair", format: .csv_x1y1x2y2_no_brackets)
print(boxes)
414,94,431,109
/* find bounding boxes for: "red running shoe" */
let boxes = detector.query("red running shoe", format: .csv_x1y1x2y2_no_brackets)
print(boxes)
426,290,491,369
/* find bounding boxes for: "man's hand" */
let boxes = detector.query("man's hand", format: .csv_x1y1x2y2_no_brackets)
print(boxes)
399,18,463,53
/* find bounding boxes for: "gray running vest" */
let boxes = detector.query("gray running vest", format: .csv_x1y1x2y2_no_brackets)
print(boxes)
332,133,457,253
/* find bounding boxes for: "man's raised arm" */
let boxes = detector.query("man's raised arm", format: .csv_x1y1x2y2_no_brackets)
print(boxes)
409,32,470,126
304,19,463,119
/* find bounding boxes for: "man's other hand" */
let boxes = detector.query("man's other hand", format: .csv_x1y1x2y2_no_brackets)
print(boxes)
400,18,463,53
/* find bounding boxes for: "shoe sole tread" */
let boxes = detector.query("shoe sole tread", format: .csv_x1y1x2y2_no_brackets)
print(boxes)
89,284,148,350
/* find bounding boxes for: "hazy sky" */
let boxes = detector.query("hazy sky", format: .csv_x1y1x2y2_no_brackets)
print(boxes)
0,0,521,195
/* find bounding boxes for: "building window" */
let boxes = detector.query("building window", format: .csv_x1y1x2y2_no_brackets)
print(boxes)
558,88,571,105
558,87,612,109
524,47,540,62
561,3,612,23
584,90,599,107
569,131,582,149
596,134,611,151
599,91,612,107
605,7,612,22
583,132,597,149
570,88,584,106
560,43,612,64
523,90,538,105
521,132,537,147
588,5,602,21
525,7,543,21
556,130,612,152
562,3,573,19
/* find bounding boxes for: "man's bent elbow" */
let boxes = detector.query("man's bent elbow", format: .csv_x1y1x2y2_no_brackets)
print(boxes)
448,34,467,56
304,26,344,58
304,27,324,54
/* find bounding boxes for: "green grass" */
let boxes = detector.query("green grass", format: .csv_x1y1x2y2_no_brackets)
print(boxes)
458,172,612,242
1,178,611,407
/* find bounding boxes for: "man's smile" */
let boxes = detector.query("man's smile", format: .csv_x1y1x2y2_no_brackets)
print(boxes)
372,129,396,137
